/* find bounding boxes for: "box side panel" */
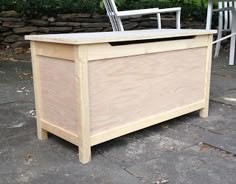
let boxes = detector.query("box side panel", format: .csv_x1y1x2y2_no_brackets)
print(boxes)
38,56,77,135
88,47,207,135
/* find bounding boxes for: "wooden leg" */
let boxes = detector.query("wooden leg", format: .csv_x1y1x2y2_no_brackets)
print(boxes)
75,45,91,164
200,35,213,119
199,106,209,118
37,127,48,140
31,42,48,141
78,146,91,164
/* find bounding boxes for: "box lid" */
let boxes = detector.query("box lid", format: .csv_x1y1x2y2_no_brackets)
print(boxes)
25,29,216,45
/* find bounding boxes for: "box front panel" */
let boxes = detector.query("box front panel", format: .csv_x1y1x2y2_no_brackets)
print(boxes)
88,47,207,135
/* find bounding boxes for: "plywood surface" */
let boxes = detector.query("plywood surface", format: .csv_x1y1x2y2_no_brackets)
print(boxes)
86,35,208,61
25,29,216,45
36,42,74,60
39,56,77,134
88,47,207,135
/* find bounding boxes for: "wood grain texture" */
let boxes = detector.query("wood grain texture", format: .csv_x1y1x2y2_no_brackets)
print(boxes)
88,47,207,135
38,56,77,134
30,42,48,140
87,35,208,61
25,29,217,45
41,120,79,146
36,42,74,60
91,101,205,146
200,35,214,118
74,45,91,164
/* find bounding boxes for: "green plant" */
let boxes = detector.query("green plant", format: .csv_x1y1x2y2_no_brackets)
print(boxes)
0,0,208,21
0,0,17,11
0,0,101,17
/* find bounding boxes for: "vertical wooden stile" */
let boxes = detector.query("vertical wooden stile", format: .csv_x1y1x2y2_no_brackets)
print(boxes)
30,41,48,140
200,35,213,118
74,45,91,164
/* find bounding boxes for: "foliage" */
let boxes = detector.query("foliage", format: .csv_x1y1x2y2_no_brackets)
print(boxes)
0,0,207,21
0,0,100,17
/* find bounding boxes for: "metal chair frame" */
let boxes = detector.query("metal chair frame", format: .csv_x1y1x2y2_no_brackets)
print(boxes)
103,0,181,31
207,0,236,65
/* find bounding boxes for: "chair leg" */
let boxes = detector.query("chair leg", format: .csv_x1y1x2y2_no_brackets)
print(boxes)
214,36,222,58
214,11,223,58
157,13,162,29
176,11,181,29
229,11,236,65
206,0,213,30
117,17,124,31
229,35,236,65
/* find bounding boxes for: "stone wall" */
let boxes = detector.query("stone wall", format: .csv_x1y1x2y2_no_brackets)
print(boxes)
0,10,177,49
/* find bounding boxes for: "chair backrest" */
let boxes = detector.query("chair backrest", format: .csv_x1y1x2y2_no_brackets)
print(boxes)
218,0,236,31
103,0,124,31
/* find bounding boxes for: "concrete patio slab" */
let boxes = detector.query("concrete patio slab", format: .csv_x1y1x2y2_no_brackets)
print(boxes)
126,145,236,184
0,126,141,184
212,89,236,106
202,132,236,155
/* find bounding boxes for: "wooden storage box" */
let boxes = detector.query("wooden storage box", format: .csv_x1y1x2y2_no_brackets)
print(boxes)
26,29,215,164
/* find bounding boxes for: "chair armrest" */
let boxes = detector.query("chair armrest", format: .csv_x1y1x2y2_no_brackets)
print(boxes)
157,7,181,13
117,8,160,17
117,7,181,17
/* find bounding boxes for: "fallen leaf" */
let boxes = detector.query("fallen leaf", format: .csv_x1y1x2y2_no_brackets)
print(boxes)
200,144,210,151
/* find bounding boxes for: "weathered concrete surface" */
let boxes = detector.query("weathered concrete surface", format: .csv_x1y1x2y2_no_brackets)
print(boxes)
0,52,236,184
126,145,236,184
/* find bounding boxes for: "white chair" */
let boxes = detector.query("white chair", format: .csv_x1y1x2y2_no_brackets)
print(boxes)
103,0,181,31
207,0,236,65
215,1,236,58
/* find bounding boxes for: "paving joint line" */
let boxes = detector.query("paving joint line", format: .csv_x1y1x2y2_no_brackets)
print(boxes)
97,151,144,181
123,168,143,182
210,99,236,108
189,123,223,135
0,100,34,106
180,143,199,151
202,142,236,157
212,73,234,77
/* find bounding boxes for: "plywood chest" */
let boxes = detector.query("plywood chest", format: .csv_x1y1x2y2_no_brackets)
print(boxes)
26,29,216,164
